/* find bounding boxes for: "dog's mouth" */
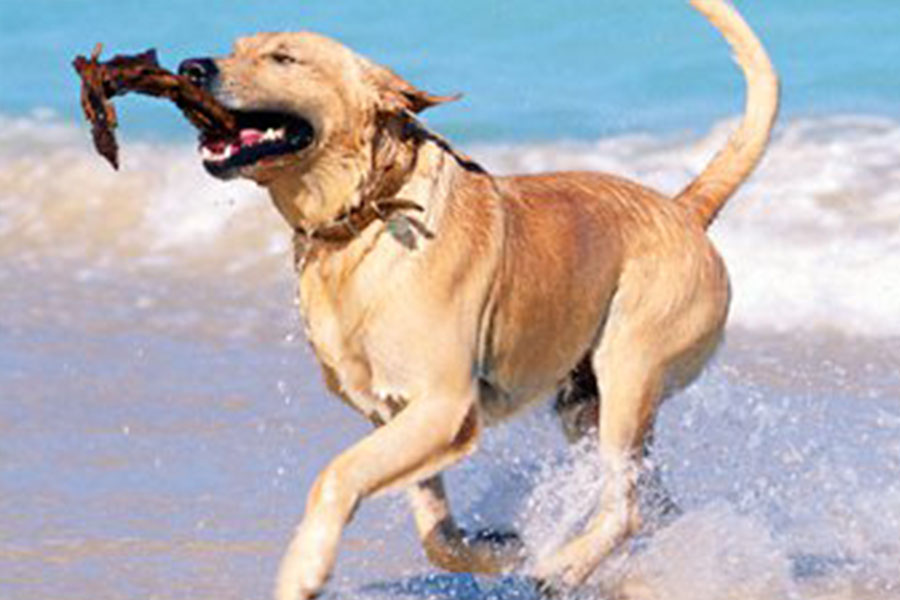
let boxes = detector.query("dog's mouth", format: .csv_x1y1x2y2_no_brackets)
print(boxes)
199,110,315,177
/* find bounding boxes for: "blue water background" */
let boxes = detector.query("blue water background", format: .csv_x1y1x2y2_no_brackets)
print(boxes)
2,0,899,143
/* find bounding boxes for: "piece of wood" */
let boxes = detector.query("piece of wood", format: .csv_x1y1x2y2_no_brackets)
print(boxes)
72,44,237,169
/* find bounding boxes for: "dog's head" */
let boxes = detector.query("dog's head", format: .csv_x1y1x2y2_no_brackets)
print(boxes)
179,32,454,223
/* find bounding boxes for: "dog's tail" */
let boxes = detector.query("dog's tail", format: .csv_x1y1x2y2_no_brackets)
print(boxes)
674,0,779,228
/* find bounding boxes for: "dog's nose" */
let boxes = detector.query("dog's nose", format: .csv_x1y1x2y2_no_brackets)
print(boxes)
177,58,218,89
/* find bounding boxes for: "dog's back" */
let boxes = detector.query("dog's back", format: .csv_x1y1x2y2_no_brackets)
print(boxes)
478,170,727,421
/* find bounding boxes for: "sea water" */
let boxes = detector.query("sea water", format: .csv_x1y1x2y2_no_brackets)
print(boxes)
1,1,899,599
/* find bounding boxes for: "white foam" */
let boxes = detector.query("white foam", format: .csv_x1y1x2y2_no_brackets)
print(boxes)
442,354,900,600
473,115,900,338
0,113,288,275
3,112,899,336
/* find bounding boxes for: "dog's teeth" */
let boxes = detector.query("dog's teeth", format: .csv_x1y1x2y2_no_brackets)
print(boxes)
261,128,286,142
201,143,234,162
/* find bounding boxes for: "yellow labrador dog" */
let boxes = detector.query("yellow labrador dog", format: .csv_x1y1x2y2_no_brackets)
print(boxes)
177,0,778,597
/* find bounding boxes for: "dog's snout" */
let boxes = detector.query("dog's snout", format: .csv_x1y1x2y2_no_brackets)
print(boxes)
178,58,218,89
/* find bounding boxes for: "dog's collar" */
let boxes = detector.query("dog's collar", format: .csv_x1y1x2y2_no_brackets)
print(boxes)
294,198,432,246
294,115,471,247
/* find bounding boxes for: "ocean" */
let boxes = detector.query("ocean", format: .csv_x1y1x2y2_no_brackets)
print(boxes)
2,1,900,599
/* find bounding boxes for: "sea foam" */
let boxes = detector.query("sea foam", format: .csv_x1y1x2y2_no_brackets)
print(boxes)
2,113,898,337
475,115,900,338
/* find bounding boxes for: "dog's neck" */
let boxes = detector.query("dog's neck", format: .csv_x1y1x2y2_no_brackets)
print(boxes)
265,115,481,249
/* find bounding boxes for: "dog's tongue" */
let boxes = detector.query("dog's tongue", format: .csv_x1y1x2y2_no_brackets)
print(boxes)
240,129,264,146
202,129,265,154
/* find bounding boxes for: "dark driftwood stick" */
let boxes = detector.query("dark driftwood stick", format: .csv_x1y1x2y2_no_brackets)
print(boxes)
72,44,237,169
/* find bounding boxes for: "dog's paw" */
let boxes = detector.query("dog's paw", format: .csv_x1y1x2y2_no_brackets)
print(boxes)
461,527,527,572
275,570,326,600
275,580,322,600
466,527,523,549
423,526,526,574
532,576,564,599
531,536,600,592
275,539,331,600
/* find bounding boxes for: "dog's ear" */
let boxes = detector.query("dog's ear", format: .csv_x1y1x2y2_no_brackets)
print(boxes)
364,61,459,114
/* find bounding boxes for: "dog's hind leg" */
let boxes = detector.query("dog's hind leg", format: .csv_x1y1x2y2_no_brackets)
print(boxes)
534,335,663,588
408,475,525,573
554,355,681,523
534,249,728,590
553,354,601,443
636,425,683,527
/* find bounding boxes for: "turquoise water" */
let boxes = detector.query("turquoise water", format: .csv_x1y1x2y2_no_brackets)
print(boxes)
3,0,900,142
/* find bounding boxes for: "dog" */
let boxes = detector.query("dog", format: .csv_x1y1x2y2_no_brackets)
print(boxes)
177,0,778,597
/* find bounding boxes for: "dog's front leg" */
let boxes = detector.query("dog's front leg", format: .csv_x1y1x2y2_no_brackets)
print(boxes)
275,391,480,600
408,474,525,573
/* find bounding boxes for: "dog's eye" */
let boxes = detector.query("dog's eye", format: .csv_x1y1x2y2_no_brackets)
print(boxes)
268,52,297,65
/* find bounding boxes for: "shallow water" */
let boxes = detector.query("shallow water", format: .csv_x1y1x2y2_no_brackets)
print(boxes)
2,242,899,600
4,113,900,336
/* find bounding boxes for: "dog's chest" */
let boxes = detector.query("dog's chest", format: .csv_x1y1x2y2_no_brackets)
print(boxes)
298,265,369,391
296,241,418,417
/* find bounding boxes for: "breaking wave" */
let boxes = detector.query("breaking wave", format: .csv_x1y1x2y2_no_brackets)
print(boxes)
2,112,899,337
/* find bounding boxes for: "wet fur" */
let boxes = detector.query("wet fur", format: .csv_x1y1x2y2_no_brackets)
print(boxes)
194,1,779,598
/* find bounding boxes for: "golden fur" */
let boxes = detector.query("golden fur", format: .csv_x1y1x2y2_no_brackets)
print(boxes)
193,1,779,598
